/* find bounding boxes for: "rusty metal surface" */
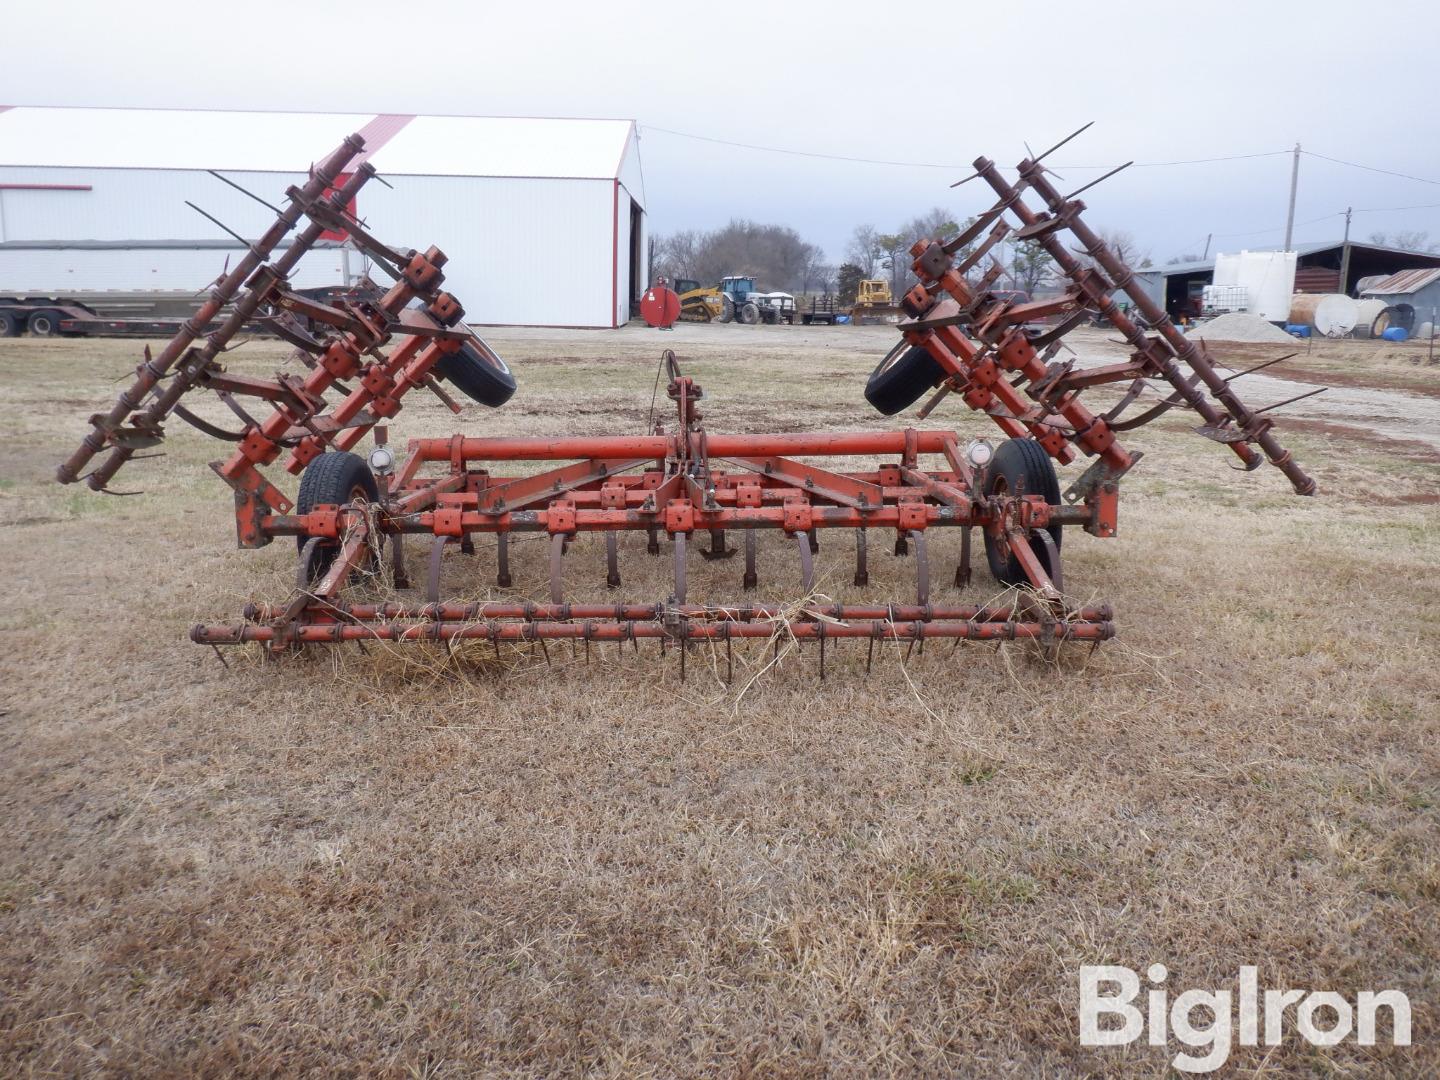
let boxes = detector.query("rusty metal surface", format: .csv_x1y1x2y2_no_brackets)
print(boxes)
1361,266,1440,295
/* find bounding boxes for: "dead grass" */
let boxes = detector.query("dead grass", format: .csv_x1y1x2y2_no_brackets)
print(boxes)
1209,334,1440,399
1,325,1438,1077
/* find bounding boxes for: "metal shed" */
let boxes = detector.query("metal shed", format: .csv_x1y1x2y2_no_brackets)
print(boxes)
1360,267,1440,337
0,106,646,328
1158,240,1440,320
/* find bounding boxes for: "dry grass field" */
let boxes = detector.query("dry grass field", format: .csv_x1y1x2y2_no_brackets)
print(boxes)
2,323,1438,1077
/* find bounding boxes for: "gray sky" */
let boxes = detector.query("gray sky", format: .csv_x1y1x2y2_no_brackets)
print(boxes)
5,0,1438,264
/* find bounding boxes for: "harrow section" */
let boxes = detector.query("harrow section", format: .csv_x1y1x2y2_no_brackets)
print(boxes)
56,129,1317,675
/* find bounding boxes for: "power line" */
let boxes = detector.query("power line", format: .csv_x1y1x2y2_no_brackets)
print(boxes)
1352,199,1440,214
1302,150,1440,189
639,125,962,169
1211,211,1342,240
639,124,1290,172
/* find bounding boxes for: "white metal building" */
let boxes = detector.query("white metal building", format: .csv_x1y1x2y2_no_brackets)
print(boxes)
0,107,646,328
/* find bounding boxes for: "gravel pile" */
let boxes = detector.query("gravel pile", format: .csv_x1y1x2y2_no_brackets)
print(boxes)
1190,313,1297,344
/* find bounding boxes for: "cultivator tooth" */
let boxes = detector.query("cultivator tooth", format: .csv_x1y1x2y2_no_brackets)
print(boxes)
853,528,869,587
605,533,621,588
496,534,513,588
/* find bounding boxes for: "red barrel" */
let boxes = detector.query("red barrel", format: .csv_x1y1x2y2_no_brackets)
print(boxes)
640,286,681,329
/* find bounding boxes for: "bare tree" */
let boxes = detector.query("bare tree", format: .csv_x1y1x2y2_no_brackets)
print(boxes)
1008,240,1054,295
802,254,835,295
1368,229,1439,253
875,232,912,301
652,230,701,283
846,224,882,278
652,221,827,292
1080,228,1147,272
887,208,963,298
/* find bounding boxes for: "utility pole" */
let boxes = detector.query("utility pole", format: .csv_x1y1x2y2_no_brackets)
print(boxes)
1283,142,1301,251
1338,207,1353,295
1201,233,1212,260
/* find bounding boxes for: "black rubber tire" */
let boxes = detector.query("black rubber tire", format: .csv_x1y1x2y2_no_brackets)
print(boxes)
26,310,63,337
739,302,761,325
864,344,945,416
296,451,379,581
719,296,735,323
0,311,19,338
982,438,1063,587
434,340,517,408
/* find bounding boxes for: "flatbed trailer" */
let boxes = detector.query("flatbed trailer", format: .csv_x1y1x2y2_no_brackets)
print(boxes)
800,295,841,325
0,285,351,338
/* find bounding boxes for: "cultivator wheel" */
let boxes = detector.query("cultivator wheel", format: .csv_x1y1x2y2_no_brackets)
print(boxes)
433,340,516,407
865,343,946,416
56,127,1319,677
295,452,380,583
982,439,1062,589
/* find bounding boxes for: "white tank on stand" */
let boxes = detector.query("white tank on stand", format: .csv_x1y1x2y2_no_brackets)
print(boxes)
1213,250,1298,322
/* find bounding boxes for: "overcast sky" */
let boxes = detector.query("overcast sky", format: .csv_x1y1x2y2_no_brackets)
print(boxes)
4,0,1438,265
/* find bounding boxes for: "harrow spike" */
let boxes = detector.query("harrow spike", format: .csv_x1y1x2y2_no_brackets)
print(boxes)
184,201,255,249
1023,139,1065,182
207,169,284,214
854,528,869,587
1221,353,1297,382
1027,121,1095,168
1253,386,1327,415
1060,160,1133,202
743,529,757,590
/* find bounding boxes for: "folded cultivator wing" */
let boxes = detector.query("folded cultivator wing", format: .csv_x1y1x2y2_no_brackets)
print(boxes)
58,130,1314,677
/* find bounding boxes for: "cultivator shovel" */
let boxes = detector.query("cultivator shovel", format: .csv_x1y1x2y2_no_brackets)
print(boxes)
58,130,1314,677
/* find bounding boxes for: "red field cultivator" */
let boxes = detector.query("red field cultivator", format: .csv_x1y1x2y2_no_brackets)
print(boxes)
57,129,1315,674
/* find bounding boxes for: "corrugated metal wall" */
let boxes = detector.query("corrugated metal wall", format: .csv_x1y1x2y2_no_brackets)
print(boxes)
361,174,616,327
0,246,350,294
613,182,629,327
0,167,306,242
0,166,632,327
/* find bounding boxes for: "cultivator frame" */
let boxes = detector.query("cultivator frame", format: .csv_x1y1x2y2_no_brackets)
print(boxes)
57,129,1315,674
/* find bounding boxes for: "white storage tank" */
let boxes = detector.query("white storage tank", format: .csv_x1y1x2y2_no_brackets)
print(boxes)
1313,294,1358,336
1352,298,1389,339
1213,250,1297,322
